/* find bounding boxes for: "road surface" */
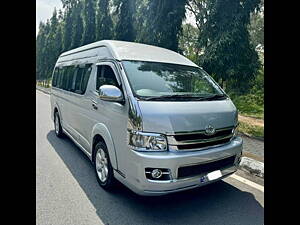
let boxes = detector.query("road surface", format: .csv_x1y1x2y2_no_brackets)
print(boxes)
36,90,264,225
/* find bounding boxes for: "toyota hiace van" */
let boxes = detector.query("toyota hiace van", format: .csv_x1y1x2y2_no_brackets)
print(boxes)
50,40,242,196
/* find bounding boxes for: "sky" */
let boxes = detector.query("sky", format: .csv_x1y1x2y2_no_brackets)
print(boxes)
36,0,63,36
36,0,196,36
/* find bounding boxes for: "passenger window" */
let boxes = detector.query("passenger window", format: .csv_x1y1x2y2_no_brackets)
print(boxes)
74,64,92,95
64,66,76,91
81,66,92,93
61,67,71,90
74,68,84,94
96,65,119,90
52,68,59,87
57,67,64,89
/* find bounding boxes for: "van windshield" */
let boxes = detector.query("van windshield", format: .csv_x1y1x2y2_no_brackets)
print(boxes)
122,60,226,101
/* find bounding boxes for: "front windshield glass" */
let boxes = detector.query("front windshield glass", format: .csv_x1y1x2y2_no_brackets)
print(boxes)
122,60,225,100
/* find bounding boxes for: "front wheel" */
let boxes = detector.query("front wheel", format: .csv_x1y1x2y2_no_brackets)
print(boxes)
94,142,116,190
54,112,64,138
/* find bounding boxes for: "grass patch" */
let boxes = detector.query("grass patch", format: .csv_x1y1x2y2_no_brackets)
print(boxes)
230,94,264,119
238,121,264,138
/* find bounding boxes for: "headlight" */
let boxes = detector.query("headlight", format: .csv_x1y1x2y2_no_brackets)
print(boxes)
128,130,168,151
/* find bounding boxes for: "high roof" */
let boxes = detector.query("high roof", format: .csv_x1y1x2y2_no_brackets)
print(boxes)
60,40,198,67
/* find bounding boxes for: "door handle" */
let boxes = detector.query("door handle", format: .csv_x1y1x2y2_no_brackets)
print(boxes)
91,99,98,110
92,103,98,110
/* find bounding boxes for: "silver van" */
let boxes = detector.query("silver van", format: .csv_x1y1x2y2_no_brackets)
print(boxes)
50,40,242,196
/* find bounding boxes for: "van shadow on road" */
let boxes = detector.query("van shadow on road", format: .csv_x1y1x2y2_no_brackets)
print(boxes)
47,130,263,225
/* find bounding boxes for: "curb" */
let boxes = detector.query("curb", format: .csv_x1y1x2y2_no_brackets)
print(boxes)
239,156,264,178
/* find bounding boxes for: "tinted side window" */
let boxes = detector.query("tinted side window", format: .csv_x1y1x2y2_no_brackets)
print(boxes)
74,64,92,95
65,66,76,91
96,65,119,90
81,66,92,94
57,67,64,89
54,66,76,91
52,68,59,87
61,68,67,90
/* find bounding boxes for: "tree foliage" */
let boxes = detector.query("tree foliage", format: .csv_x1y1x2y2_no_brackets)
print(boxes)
81,0,96,45
140,0,187,52
96,0,113,40
71,1,84,48
113,0,136,41
178,23,199,62
187,0,261,94
248,0,264,48
36,0,263,97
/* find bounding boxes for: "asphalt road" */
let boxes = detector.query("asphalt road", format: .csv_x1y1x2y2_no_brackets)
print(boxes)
36,90,264,225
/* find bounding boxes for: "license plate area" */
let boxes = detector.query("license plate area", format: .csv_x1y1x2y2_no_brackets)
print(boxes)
200,170,222,183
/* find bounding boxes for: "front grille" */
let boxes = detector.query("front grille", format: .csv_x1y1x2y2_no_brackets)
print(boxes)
177,155,236,179
177,137,231,150
175,128,233,142
169,127,234,151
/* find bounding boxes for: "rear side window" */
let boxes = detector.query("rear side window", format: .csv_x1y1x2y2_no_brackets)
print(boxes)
54,64,92,94
74,64,92,95
52,68,59,87
64,66,76,91
61,68,69,90
56,68,64,89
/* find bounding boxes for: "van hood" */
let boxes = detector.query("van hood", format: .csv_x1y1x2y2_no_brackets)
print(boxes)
137,99,237,134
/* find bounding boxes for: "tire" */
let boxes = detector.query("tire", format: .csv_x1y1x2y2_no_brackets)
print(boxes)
54,112,64,138
94,141,116,190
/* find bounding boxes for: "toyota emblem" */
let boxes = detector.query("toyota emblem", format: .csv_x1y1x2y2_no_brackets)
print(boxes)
205,125,216,135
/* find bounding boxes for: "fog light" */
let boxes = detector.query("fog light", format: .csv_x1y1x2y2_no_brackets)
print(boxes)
151,169,163,179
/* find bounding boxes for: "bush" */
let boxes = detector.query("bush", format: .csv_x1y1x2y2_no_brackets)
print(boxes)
227,68,264,119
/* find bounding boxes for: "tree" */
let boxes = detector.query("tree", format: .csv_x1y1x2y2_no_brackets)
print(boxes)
36,22,47,80
71,1,84,48
188,0,261,94
134,0,148,43
96,0,113,40
179,23,200,61
248,0,264,48
81,0,96,45
141,0,187,52
114,0,136,41
39,19,52,79
62,7,73,51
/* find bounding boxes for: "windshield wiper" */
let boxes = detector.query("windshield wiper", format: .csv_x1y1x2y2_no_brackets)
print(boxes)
139,94,227,101
140,94,206,101
200,94,227,100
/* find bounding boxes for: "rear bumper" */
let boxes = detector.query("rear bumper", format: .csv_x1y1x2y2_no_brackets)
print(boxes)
117,137,243,196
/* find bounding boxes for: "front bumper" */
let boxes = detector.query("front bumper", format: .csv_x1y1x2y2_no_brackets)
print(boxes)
119,136,243,196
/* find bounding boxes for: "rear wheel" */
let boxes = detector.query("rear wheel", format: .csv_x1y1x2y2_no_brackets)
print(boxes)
94,141,116,190
54,112,64,138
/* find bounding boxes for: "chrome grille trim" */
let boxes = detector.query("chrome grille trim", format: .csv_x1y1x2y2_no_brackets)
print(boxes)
168,134,233,145
169,126,234,136
167,126,235,151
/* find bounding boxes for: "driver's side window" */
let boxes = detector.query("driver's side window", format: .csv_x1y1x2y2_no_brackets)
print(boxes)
96,65,119,91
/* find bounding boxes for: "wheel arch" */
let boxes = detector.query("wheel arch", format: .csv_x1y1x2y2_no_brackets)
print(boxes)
91,123,118,170
52,102,62,123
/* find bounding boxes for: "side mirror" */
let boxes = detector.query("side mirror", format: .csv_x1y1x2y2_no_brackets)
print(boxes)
98,85,124,103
